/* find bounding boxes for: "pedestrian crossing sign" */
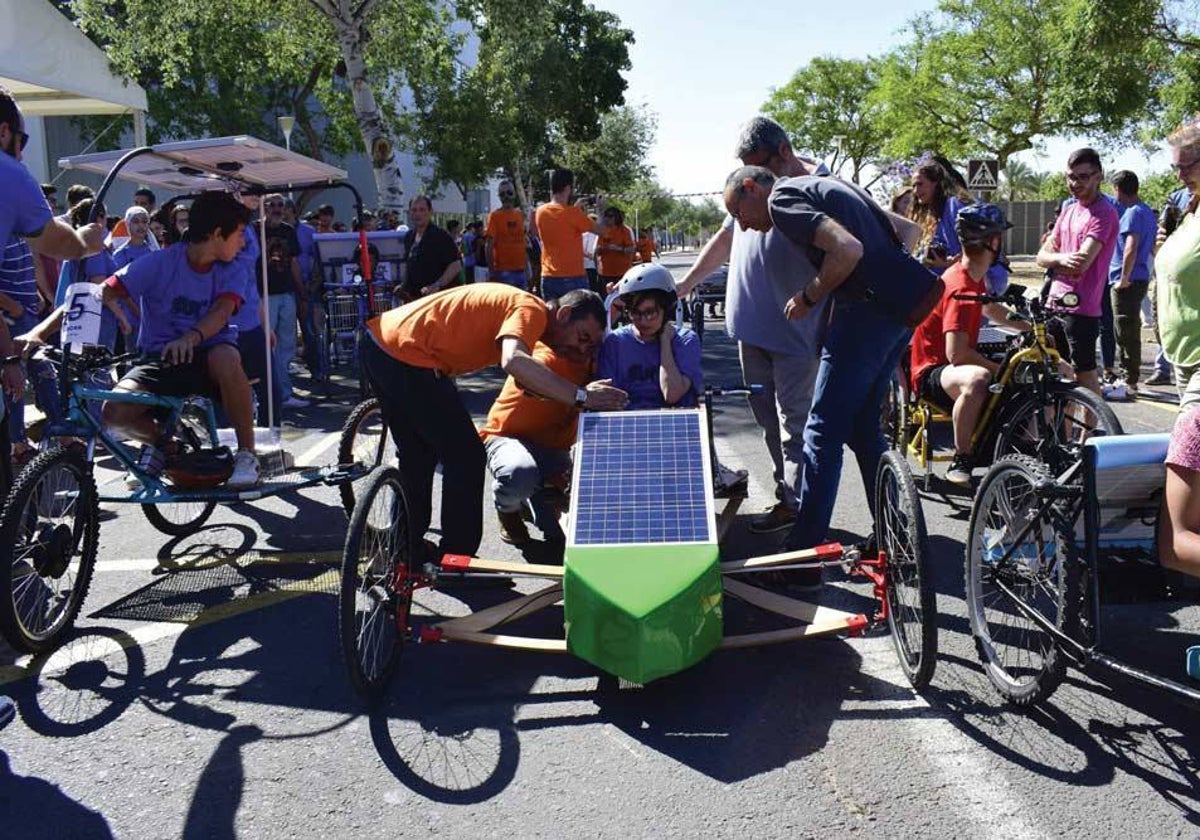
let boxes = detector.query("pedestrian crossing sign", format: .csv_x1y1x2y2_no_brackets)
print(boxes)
968,159,1000,191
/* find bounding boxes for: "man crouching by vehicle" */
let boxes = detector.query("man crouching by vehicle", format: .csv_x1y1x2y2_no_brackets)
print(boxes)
20,192,259,488
908,203,1029,486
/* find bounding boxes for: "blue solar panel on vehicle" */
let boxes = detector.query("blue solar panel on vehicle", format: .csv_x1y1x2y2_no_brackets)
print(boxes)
570,410,714,546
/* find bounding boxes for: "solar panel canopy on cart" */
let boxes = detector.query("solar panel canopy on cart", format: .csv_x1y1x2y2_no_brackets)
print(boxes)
564,409,722,683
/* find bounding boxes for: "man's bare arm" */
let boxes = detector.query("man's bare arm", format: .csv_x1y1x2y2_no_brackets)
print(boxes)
26,217,105,260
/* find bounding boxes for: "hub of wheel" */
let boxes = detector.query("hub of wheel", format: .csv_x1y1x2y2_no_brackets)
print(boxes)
31,523,75,578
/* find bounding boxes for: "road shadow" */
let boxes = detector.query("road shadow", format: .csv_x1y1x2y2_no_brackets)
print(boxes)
0,750,115,839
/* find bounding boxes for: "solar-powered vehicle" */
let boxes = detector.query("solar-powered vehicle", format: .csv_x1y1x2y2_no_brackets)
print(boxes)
0,137,379,654
339,402,938,698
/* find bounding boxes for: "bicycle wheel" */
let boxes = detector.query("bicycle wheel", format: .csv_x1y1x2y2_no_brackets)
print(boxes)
141,403,218,536
882,373,908,451
873,450,937,689
339,466,413,698
992,383,1122,471
337,397,390,517
690,297,705,342
964,455,1081,705
0,447,100,653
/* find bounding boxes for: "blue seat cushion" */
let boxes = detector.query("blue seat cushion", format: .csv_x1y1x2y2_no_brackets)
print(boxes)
1086,433,1171,470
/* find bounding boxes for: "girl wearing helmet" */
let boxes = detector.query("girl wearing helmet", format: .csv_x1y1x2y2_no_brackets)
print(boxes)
597,263,703,409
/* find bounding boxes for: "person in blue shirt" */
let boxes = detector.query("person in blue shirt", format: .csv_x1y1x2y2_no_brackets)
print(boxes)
597,263,702,410
1105,171,1158,391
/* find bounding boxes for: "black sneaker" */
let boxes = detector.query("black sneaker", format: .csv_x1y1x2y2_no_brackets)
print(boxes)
1146,371,1172,386
945,453,975,487
748,501,797,534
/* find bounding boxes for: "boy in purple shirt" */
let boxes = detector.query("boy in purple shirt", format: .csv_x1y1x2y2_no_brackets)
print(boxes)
1036,147,1119,395
20,193,260,488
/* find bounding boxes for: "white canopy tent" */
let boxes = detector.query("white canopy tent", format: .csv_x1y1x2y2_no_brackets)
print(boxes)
0,1,147,119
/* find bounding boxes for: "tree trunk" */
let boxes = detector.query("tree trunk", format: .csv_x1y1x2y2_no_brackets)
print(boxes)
313,0,405,211
511,159,530,209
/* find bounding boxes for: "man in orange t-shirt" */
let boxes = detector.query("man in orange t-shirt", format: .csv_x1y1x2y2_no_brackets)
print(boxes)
534,167,607,302
479,343,590,551
362,283,627,561
595,206,635,289
485,179,529,289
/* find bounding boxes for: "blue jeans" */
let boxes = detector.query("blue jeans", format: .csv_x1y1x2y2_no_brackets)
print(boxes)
785,300,911,551
1100,283,1116,371
300,292,326,379
493,270,528,290
7,312,62,444
541,276,587,301
268,292,297,400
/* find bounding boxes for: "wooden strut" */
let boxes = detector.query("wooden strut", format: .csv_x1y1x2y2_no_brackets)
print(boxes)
719,542,844,574
431,583,564,635
715,494,744,542
722,577,865,633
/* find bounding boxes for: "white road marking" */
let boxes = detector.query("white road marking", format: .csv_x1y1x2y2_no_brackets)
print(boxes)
294,429,341,467
856,642,1051,840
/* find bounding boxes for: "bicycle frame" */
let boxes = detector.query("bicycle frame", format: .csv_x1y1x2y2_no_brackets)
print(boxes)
968,320,1064,453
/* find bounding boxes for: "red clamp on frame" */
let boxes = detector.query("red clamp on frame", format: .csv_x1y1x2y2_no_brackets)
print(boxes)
418,626,444,644
440,554,472,571
812,542,845,560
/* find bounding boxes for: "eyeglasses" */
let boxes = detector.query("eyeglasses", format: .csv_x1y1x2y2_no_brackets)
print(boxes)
630,306,662,320
264,201,284,208
1065,169,1100,183
1171,158,1200,173
16,130,28,152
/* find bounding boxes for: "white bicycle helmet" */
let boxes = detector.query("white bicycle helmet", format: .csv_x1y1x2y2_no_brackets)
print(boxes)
616,262,677,302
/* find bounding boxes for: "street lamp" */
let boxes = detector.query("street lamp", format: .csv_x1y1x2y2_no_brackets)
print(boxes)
277,115,296,199
277,115,295,152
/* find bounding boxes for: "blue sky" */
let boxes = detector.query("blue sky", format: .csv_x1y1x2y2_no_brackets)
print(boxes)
593,0,1169,197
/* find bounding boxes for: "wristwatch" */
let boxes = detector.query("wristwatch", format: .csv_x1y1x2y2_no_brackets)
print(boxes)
574,387,588,408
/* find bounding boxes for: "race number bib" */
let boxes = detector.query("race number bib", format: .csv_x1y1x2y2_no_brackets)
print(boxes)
61,282,104,351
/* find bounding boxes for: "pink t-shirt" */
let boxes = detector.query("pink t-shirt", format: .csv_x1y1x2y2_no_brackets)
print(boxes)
1048,197,1119,317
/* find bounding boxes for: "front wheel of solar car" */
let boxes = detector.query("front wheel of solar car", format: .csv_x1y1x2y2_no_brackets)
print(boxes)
874,450,937,689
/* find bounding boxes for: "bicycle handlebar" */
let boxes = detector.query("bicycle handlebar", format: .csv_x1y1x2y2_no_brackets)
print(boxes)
705,384,765,398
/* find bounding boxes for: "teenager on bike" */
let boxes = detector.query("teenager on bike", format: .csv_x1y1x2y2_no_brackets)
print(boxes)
909,204,1030,486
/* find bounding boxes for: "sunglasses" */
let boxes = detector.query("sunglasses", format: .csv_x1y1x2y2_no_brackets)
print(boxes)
630,306,662,320
5,122,28,152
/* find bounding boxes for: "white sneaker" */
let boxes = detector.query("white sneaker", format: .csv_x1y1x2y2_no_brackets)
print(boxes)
1101,380,1128,402
227,449,261,488
282,396,310,409
124,471,142,490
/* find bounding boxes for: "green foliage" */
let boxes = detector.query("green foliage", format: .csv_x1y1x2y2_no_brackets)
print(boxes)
764,56,886,183
1139,171,1184,210
561,105,657,195
1036,171,1069,202
873,0,1163,167
998,159,1043,200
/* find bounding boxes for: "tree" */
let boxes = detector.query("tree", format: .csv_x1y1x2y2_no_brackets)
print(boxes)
561,105,657,195
63,0,458,208
998,159,1042,200
873,0,1167,169
764,56,886,184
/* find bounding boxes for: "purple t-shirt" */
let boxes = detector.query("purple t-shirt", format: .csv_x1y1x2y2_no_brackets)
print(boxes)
0,152,52,246
110,244,244,352
230,224,262,332
1047,196,1119,317
596,324,703,410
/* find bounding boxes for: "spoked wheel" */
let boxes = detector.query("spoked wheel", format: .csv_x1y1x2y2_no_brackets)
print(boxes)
882,374,909,451
141,401,218,536
337,397,391,517
993,383,1122,471
873,450,937,689
965,455,1081,705
0,448,100,653
339,466,414,699
690,296,705,342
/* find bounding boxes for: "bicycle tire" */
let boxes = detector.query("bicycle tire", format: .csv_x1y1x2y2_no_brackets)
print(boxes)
883,373,909,451
874,450,938,689
964,454,1082,705
0,447,100,654
337,397,390,517
991,383,1122,471
691,297,704,342
339,466,413,699
141,402,219,536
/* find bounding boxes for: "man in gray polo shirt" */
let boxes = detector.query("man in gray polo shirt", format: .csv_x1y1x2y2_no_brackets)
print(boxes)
677,117,829,533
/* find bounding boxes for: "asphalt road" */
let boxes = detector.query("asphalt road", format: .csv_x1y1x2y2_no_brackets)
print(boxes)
2,251,1198,839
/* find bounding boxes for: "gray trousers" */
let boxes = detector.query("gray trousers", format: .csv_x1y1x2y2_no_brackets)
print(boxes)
484,435,572,539
738,342,819,509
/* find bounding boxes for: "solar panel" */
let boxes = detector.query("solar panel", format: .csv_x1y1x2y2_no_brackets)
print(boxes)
568,409,716,546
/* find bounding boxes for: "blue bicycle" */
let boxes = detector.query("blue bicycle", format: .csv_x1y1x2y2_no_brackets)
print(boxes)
0,345,367,653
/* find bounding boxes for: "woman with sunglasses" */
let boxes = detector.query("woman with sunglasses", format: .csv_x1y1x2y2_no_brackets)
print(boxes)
597,263,702,410
1155,118,1200,409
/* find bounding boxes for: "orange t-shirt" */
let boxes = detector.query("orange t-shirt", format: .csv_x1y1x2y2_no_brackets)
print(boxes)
635,236,655,263
596,225,634,278
534,203,592,278
366,284,548,375
479,343,591,450
485,207,528,272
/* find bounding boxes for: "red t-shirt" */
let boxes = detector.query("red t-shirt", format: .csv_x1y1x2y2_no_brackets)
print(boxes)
909,262,986,391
